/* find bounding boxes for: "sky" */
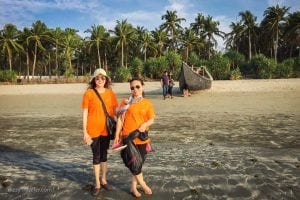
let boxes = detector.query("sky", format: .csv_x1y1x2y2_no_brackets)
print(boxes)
0,0,299,50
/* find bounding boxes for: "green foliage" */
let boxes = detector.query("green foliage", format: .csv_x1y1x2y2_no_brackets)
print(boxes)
275,58,294,78
144,57,168,79
188,52,199,66
250,54,276,79
230,67,242,80
293,58,300,77
207,54,231,80
0,70,17,82
165,51,182,78
224,50,245,69
115,67,131,82
129,57,144,78
64,66,74,78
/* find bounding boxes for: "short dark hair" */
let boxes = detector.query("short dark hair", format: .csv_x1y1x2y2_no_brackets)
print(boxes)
129,77,144,85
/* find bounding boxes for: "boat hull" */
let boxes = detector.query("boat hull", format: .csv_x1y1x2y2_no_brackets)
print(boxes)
179,63,212,91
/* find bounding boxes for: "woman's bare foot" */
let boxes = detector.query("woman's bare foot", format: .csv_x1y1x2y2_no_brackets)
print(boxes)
143,186,152,195
130,189,142,198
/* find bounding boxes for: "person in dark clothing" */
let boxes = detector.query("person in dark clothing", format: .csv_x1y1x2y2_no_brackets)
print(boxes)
160,71,169,100
168,73,174,99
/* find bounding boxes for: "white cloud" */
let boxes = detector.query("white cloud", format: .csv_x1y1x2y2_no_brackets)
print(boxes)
119,10,161,30
0,0,104,28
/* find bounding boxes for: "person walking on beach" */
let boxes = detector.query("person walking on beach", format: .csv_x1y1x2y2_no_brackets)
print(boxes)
168,72,175,99
81,68,118,196
113,78,155,198
161,71,169,100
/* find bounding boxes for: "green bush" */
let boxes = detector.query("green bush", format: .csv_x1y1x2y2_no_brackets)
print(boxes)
207,54,231,80
230,67,242,80
0,70,17,82
114,67,131,82
64,67,74,78
144,57,168,79
129,57,144,78
275,59,294,78
165,51,182,78
250,54,276,79
293,58,300,77
224,50,245,69
188,52,199,66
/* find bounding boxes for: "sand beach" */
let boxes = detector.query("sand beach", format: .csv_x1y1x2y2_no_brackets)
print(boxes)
0,79,299,199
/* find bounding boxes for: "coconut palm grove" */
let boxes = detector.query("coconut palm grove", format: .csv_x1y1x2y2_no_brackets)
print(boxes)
0,6,299,82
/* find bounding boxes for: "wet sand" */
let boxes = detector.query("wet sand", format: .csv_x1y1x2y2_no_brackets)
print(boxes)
0,79,299,199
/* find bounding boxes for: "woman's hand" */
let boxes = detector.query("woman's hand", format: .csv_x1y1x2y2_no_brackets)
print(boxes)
113,135,120,145
83,132,92,145
138,123,147,132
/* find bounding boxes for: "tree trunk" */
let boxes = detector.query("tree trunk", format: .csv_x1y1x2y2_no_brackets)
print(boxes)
26,50,30,80
97,43,101,68
49,53,51,79
32,42,38,76
248,30,252,60
274,28,278,63
104,50,108,72
144,47,147,62
55,43,58,76
186,47,189,62
121,41,124,68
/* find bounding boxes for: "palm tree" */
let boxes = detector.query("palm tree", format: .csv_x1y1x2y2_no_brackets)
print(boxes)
140,30,156,62
26,20,48,76
239,10,257,60
284,11,300,58
202,16,225,59
61,28,82,75
48,27,64,75
225,22,244,52
18,27,32,78
191,13,206,36
85,25,108,68
0,24,23,71
111,19,135,68
151,28,167,57
262,5,289,62
161,10,186,50
181,28,198,62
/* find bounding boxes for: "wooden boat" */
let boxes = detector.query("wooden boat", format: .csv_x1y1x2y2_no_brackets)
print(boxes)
178,62,213,91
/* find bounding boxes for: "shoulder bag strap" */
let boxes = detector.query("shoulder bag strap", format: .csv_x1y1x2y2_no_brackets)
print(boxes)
92,88,109,117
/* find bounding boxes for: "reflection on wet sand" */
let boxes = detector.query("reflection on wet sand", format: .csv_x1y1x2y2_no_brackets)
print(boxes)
0,87,299,199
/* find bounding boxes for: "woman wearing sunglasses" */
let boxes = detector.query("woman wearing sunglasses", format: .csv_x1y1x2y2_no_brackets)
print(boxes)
114,78,155,197
81,68,118,196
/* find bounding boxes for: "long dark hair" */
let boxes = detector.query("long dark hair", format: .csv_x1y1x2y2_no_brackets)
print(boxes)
88,76,112,89
129,77,145,97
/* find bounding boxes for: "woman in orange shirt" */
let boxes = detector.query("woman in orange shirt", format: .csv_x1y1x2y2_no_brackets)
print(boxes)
81,68,118,196
114,78,155,198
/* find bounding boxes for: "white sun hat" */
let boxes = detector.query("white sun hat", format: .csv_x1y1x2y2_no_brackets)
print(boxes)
90,68,109,81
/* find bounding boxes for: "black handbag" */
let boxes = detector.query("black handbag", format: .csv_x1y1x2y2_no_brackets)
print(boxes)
138,131,149,141
93,88,116,140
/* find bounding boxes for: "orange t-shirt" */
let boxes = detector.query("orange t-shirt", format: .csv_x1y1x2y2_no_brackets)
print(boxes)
81,88,118,138
120,98,155,145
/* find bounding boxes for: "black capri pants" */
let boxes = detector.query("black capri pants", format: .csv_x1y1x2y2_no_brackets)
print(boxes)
90,136,110,165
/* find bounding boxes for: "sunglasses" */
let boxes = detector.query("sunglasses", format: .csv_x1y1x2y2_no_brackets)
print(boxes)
95,76,106,81
130,85,141,90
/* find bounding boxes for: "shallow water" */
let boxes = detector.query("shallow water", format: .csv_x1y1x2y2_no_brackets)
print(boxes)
0,92,299,199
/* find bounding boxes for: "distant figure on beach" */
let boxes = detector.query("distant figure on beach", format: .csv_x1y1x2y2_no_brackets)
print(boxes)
161,71,169,100
182,83,191,97
114,78,155,198
168,73,174,99
81,68,118,196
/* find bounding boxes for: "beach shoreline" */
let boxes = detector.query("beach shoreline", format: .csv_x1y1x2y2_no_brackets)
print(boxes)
0,78,299,95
